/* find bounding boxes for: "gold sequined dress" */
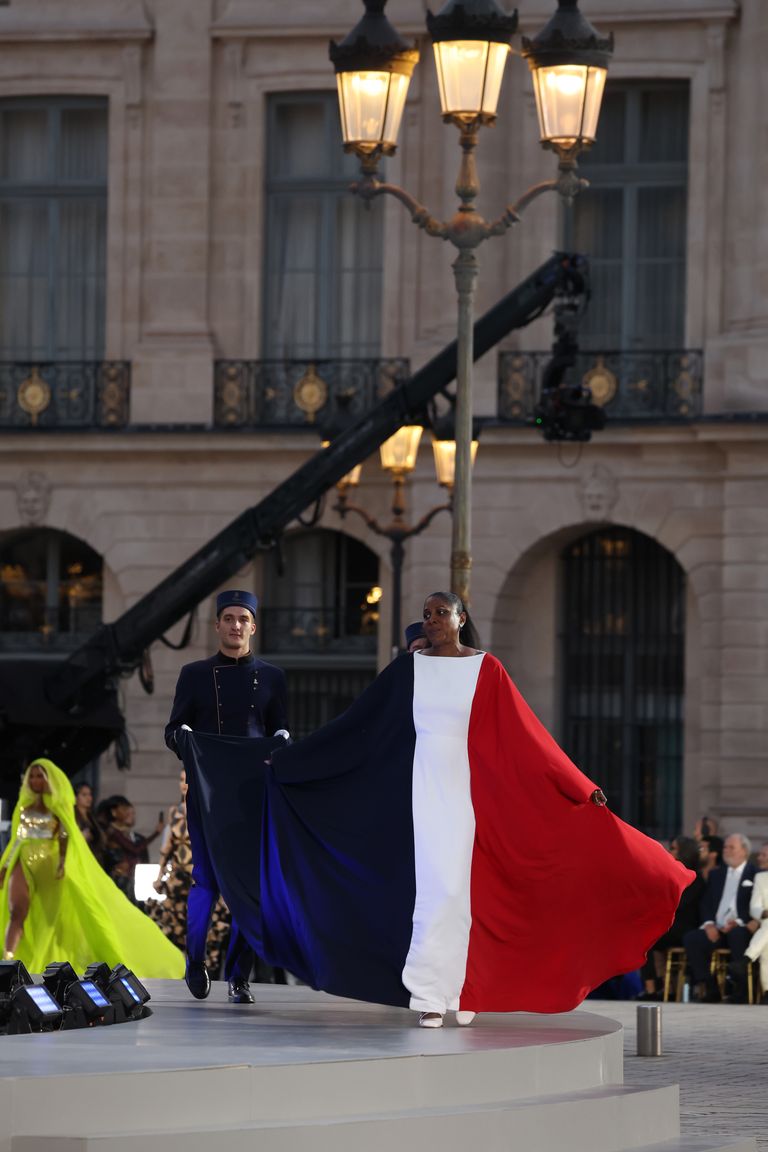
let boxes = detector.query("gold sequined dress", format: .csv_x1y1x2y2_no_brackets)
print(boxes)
11,807,66,932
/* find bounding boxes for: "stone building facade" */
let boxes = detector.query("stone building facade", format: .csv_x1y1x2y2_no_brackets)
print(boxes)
0,0,766,844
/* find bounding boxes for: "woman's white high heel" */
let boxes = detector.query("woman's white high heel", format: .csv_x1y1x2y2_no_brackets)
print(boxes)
455,1010,476,1026
418,1012,444,1028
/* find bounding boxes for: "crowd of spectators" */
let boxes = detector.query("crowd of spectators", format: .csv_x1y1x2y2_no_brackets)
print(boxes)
635,817,768,1005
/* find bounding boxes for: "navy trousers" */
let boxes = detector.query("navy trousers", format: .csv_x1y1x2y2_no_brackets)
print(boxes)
683,925,752,994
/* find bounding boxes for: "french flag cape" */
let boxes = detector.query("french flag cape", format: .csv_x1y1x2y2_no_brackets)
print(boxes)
181,653,693,1014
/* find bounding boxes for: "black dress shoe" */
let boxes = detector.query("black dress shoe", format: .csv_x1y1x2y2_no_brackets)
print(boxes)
228,978,254,1004
185,960,211,1000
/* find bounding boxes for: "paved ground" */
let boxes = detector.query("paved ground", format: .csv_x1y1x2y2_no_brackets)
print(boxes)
591,999,767,1150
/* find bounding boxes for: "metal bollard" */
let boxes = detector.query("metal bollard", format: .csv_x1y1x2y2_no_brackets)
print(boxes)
636,1003,662,1056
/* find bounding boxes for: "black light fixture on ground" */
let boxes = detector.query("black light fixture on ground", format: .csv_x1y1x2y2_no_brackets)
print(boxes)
84,960,151,1021
0,959,34,1030
42,960,80,1005
8,983,63,1034
108,963,152,1010
65,977,115,1026
333,424,465,656
1,961,63,1035
43,960,115,1027
330,0,612,606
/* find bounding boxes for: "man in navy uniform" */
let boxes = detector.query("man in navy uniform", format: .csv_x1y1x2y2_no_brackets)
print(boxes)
165,589,289,1003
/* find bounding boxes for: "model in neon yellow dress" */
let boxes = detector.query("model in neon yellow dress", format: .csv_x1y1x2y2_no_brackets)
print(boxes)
0,759,184,979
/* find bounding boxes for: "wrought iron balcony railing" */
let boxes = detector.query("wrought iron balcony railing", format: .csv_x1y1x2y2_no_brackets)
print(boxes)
259,606,378,656
498,349,703,424
0,362,130,429
214,358,410,429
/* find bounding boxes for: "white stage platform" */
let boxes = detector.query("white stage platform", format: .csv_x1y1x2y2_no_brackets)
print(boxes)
0,982,757,1152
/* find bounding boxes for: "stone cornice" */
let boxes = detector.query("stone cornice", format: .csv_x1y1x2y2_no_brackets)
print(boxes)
0,0,153,42
518,0,739,27
211,0,739,38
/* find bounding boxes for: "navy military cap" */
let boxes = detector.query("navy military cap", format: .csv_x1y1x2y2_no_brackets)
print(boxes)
404,621,425,648
216,589,259,618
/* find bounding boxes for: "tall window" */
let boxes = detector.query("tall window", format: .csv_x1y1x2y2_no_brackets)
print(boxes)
0,96,108,360
261,528,379,738
0,528,103,649
263,93,384,359
565,82,689,351
560,528,685,838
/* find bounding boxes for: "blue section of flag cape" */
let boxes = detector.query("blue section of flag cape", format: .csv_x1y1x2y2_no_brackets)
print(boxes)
263,655,417,1006
177,727,285,957
179,656,418,1007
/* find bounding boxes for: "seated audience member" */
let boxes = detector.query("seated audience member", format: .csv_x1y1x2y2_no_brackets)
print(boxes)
744,856,768,1002
698,834,724,881
683,832,757,1002
639,836,705,999
693,815,720,841
105,796,164,905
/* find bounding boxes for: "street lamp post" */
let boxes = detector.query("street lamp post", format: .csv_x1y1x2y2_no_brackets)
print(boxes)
332,424,468,655
330,0,612,606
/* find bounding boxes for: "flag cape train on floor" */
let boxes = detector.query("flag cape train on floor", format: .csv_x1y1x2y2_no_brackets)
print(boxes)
180,653,693,1013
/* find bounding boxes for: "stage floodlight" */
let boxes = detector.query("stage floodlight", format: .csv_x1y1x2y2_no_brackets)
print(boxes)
106,974,148,1021
0,959,33,997
109,965,151,1006
84,961,151,1023
0,960,34,1031
65,979,115,1026
8,983,63,1034
83,962,112,993
42,961,80,1006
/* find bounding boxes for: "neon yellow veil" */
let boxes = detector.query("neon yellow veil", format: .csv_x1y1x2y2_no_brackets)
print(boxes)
0,759,184,978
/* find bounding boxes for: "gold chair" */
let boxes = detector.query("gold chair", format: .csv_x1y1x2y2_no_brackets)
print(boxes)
663,947,688,1002
747,960,763,1005
709,947,730,998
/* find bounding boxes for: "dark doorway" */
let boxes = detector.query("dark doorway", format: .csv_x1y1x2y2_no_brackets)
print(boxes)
560,527,684,838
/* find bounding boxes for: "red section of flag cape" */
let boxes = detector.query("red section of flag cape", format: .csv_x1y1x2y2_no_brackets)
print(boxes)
460,654,693,1012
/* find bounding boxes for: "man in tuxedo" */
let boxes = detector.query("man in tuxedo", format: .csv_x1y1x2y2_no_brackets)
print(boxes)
165,589,289,1004
683,832,757,1002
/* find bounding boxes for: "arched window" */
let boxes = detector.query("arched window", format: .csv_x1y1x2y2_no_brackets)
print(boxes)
560,527,684,838
261,529,379,655
0,528,103,649
260,528,380,738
